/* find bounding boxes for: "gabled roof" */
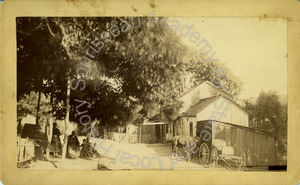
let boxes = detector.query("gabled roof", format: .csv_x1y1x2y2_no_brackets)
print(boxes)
181,95,249,117
177,81,233,100
182,96,218,117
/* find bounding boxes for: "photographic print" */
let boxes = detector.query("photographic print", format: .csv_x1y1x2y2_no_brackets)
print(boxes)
16,16,288,172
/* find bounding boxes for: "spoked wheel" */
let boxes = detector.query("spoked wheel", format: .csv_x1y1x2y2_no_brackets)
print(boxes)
199,143,209,165
238,152,247,171
210,147,219,167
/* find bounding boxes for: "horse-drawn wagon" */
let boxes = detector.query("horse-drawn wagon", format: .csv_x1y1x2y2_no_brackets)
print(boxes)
196,121,277,170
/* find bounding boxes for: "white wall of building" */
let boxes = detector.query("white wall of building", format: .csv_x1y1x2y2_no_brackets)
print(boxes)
175,117,197,137
179,82,214,114
196,96,249,127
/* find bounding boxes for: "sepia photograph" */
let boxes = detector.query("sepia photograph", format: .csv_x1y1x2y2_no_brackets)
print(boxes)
16,15,288,172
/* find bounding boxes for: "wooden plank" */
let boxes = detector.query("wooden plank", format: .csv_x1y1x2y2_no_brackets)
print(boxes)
226,126,231,146
241,129,247,155
236,128,242,156
230,127,236,148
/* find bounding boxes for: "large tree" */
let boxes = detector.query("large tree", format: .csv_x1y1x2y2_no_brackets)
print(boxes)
243,91,287,155
47,17,188,123
17,16,190,136
255,91,287,141
18,17,243,128
17,17,70,119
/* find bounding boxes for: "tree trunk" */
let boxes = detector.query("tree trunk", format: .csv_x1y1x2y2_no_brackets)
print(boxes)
45,92,54,160
61,76,71,166
36,90,41,125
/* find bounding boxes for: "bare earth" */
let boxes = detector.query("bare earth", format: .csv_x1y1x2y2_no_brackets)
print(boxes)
19,139,228,171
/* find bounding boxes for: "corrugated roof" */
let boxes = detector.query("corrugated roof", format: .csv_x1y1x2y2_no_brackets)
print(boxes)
182,96,219,117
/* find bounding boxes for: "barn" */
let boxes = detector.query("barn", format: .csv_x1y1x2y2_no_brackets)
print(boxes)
174,95,249,137
174,81,249,137
173,81,277,167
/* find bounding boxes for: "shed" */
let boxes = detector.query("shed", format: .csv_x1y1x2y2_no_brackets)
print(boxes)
141,113,172,143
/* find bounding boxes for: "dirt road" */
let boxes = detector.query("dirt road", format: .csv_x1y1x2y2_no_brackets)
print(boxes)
19,139,228,171
94,140,227,171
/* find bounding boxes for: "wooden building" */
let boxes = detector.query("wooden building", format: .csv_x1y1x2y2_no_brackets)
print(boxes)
140,81,249,143
141,113,173,143
174,81,249,137
174,81,277,167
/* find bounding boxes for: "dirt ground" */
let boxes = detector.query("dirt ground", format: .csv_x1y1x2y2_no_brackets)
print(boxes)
19,139,228,171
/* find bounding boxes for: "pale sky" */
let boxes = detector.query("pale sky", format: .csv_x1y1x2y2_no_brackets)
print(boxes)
171,17,287,99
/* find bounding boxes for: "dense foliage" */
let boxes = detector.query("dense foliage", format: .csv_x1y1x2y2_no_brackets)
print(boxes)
243,91,287,154
17,17,241,129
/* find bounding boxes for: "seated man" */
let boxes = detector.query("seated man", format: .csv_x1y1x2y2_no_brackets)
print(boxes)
67,131,80,158
85,137,94,158
80,137,94,159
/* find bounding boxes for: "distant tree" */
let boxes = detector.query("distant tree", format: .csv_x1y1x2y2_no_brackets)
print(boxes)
255,91,284,133
243,99,256,121
17,91,52,134
254,91,287,154
17,91,51,119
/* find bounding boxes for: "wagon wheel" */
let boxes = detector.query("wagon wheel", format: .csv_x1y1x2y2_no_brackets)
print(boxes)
238,152,247,171
210,147,219,167
199,143,209,165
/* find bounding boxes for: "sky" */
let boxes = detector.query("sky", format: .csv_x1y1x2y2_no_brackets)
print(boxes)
171,17,287,99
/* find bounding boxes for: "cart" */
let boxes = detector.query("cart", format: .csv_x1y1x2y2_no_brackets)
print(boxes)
196,121,276,170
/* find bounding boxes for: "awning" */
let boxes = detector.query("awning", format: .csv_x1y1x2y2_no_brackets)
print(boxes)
143,121,168,126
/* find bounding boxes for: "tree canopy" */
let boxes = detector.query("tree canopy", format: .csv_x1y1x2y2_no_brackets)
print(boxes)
17,17,242,129
243,91,287,154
